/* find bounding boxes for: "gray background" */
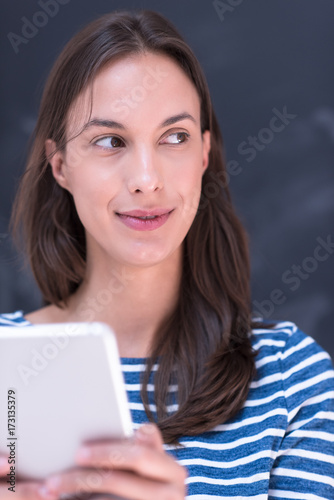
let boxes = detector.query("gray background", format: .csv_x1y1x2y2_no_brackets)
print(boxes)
1,0,333,357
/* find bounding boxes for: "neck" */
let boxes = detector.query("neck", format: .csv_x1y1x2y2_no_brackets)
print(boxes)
68,248,182,357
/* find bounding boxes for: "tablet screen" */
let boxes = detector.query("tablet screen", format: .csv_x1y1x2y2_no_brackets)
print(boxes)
0,322,133,480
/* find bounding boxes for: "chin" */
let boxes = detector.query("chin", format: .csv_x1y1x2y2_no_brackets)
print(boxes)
121,244,177,268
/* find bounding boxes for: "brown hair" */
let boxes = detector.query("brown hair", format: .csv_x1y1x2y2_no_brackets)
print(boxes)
12,10,270,444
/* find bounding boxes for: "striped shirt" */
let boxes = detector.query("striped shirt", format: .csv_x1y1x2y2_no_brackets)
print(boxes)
1,311,334,499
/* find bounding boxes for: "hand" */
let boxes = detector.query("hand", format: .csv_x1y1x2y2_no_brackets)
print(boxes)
39,423,187,500
0,454,45,499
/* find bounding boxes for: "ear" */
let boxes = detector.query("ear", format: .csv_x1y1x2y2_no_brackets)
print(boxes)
45,139,71,192
202,130,211,173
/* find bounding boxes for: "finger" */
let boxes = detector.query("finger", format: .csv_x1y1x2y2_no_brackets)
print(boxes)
0,480,56,500
0,456,10,477
75,440,185,484
43,468,186,500
0,456,57,500
134,423,164,451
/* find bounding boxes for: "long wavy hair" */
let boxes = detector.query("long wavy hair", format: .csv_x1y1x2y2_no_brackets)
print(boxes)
12,10,269,444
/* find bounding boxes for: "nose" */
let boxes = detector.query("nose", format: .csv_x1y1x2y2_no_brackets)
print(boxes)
127,145,163,194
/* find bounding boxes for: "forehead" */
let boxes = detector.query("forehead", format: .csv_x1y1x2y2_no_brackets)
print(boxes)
67,52,201,135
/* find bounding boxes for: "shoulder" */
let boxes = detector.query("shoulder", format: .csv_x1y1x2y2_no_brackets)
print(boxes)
251,319,332,363
0,305,68,326
0,311,31,327
251,319,334,410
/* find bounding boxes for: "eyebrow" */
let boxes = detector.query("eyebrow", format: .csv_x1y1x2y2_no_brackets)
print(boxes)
81,112,197,132
159,112,197,128
82,119,125,132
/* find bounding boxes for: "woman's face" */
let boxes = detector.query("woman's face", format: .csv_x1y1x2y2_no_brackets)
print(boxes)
48,52,211,269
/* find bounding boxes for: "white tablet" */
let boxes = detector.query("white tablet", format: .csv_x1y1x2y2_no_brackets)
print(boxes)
0,322,133,480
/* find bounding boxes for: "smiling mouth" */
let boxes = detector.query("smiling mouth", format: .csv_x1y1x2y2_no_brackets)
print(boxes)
115,210,174,231
116,212,171,221
115,213,170,220
131,215,158,220
116,209,174,218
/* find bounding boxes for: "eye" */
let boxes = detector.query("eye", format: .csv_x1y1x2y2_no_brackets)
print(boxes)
94,136,125,149
161,132,190,145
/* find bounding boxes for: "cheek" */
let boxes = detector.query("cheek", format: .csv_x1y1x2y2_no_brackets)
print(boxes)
64,150,121,200
170,144,204,187
180,148,204,192
64,166,117,229
172,156,204,224
63,139,92,173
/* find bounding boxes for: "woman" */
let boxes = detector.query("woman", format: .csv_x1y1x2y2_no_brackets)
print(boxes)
0,9,333,500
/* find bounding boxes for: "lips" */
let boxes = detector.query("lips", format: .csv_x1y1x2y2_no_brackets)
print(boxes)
116,208,174,218
115,208,174,231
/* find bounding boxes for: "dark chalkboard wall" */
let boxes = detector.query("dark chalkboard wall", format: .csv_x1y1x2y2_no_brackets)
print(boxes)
1,1,333,357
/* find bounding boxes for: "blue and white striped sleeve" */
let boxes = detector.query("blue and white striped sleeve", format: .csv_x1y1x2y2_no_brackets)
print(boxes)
268,326,334,500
